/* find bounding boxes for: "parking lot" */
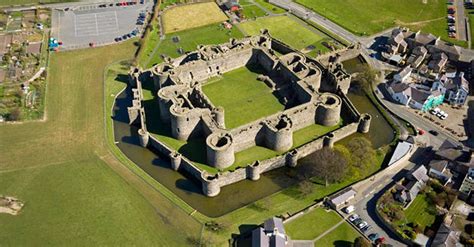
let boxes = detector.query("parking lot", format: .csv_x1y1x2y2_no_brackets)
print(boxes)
51,2,153,50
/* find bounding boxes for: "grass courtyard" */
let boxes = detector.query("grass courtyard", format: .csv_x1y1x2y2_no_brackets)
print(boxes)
296,0,466,46
315,222,360,247
162,2,228,34
285,207,343,240
0,42,202,245
401,194,437,230
238,15,331,52
202,65,284,129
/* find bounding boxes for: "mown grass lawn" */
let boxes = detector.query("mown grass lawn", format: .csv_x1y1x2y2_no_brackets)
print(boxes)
162,2,228,33
285,207,342,240
314,222,360,247
0,0,74,6
296,0,466,46
242,4,267,19
403,194,437,229
142,24,243,68
254,0,286,14
238,15,325,50
202,65,284,129
0,42,201,245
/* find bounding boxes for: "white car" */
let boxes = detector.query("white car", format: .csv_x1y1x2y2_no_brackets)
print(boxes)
431,107,440,115
358,221,368,229
440,113,448,120
343,205,355,214
349,214,359,222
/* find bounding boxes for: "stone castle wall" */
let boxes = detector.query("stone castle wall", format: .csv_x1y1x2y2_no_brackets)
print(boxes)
125,33,371,197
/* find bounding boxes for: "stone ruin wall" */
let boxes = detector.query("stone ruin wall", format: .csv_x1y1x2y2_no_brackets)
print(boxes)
125,33,371,197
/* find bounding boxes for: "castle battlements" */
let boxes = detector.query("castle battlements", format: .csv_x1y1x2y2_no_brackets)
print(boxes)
125,32,370,197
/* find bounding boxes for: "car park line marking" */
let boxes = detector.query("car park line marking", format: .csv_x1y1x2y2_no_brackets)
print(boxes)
95,13,99,36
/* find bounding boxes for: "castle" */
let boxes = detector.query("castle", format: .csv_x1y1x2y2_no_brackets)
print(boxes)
126,31,371,197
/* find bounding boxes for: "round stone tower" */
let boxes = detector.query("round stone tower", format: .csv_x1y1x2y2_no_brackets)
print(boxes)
265,115,293,152
212,107,225,129
247,161,261,181
316,93,342,126
157,88,173,122
151,63,174,90
137,128,149,147
169,103,201,141
286,150,299,167
206,131,235,169
169,151,182,171
201,173,221,197
358,113,371,133
323,133,335,148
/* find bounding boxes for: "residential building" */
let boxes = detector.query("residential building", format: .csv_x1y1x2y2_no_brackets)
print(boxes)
428,39,462,62
387,28,408,55
407,46,428,68
395,165,429,207
428,160,452,185
406,31,437,49
393,66,412,83
387,82,444,112
445,72,469,106
252,217,313,247
459,168,474,204
431,223,461,247
428,52,448,73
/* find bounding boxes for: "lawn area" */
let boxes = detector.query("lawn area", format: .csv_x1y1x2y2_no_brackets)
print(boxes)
242,4,267,19
0,0,74,6
254,0,286,14
0,42,201,245
296,0,466,46
285,207,342,240
403,194,437,229
314,222,360,247
202,65,284,129
141,24,243,68
162,2,228,34
238,15,325,50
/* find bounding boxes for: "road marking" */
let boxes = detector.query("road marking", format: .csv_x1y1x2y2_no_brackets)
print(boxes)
95,13,99,36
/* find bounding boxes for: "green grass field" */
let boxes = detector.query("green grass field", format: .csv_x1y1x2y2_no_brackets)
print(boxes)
238,15,325,50
0,0,74,6
314,222,360,247
0,42,201,245
203,65,284,128
285,207,342,240
140,24,244,68
403,194,437,229
242,4,267,19
296,0,467,46
162,2,228,33
254,0,286,14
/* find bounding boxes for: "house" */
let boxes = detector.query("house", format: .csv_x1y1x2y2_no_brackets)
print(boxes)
445,72,469,106
435,140,468,162
459,167,474,204
431,223,461,247
393,66,412,83
428,52,448,73
327,187,356,209
428,39,462,62
395,165,429,207
387,81,411,106
252,217,307,247
387,82,444,111
386,28,408,55
222,0,240,11
407,46,428,68
406,31,437,49
428,160,452,185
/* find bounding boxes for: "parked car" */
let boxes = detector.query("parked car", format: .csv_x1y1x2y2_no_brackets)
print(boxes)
376,237,386,244
418,129,425,135
343,205,355,214
349,214,359,222
357,221,368,229
361,225,371,233
430,107,440,115
429,130,439,136
440,113,448,120
368,233,379,242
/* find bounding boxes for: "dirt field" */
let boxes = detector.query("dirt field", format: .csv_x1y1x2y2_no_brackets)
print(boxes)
162,2,228,34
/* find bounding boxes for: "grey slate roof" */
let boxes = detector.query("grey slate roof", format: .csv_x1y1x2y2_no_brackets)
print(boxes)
429,160,449,173
432,224,460,247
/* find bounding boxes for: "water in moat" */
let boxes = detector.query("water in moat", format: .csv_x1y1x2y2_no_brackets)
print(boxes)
112,69,394,217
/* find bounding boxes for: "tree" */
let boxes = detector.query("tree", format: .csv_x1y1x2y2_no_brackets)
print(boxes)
354,236,371,247
7,107,21,121
353,68,378,93
297,180,314,197
346,137,376,169
301,147,348,186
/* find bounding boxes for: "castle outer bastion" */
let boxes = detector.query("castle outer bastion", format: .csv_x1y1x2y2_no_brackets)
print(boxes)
125,31,371,197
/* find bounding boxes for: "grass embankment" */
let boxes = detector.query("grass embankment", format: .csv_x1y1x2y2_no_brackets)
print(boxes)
238,15,331,53
0,42,201,245
140,23,244,68
162,2,228,34
296,0,467,47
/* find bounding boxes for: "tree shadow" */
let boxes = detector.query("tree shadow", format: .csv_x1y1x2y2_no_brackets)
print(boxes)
332,240,354,247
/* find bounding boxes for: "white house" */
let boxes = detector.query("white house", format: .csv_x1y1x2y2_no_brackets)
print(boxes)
393,66,413,83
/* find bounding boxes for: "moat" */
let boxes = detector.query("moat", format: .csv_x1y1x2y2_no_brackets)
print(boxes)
112,83,394,217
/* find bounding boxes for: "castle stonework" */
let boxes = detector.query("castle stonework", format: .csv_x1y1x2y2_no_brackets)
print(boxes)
125,32,371,197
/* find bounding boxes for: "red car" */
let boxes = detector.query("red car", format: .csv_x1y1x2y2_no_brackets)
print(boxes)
418,129,425,135
376,237,385,245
